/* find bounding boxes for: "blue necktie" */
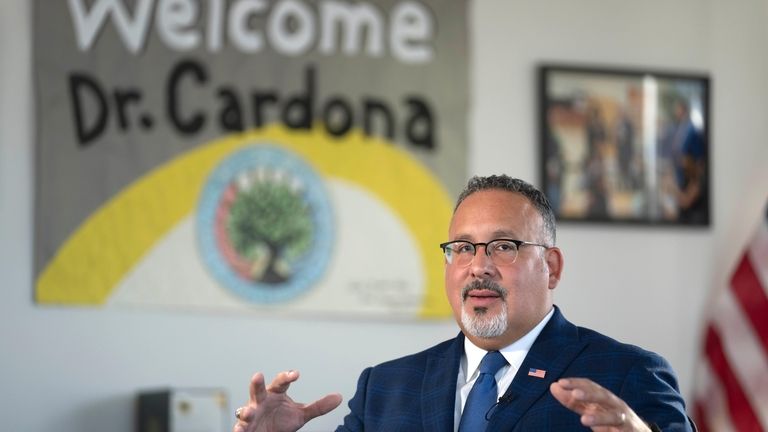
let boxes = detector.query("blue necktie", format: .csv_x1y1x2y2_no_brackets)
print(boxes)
459,351,508,431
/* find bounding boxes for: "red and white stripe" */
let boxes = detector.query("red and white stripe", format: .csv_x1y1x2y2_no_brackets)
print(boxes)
693,204,768,432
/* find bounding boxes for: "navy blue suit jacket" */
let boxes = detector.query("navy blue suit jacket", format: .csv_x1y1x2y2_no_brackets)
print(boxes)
337,306,693,431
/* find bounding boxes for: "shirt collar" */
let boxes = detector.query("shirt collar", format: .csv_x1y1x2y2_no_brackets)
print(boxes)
463,308,555,380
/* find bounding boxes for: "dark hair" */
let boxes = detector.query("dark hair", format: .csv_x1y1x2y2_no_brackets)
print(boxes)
455,175,557,245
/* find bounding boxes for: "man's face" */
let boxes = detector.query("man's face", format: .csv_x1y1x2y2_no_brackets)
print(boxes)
444,189,562,350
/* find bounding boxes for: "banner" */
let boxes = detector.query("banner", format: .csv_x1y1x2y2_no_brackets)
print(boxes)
33,0,469,318
692,200,768,431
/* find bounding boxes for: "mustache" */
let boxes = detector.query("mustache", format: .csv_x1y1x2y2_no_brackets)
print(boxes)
462,279,507,300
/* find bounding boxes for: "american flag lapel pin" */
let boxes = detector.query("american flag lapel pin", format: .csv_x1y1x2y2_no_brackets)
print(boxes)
528,368,546,378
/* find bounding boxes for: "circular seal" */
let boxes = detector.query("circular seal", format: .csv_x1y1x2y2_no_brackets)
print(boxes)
197,144,334,303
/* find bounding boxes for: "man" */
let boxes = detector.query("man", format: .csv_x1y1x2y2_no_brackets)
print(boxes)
660,98,708,224
233,175,694,432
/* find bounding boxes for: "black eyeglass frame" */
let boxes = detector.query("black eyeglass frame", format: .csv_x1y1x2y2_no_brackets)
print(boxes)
438,239,550,266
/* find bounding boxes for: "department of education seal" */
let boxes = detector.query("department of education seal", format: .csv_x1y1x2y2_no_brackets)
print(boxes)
197,144,334,303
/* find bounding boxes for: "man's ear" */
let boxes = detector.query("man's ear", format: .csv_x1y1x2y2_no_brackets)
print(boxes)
545,247,564,289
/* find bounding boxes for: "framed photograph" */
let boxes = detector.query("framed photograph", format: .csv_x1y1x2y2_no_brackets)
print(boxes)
539,64,711,226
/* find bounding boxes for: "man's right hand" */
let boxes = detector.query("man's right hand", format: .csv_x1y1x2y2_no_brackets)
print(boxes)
233,371,343,432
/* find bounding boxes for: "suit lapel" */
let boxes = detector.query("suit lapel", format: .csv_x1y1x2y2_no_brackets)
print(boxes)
488,306,588,430
421,333,464,432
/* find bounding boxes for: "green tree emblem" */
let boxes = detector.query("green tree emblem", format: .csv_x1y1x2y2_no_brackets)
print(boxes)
227,177,314,284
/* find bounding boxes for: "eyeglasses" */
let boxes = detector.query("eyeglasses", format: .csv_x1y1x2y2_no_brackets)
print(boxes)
439,239,549,267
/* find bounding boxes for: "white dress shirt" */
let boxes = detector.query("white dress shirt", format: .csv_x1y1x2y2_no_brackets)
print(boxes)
453,308,555,431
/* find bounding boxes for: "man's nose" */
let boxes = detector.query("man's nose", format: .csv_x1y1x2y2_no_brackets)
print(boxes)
470,245,496,276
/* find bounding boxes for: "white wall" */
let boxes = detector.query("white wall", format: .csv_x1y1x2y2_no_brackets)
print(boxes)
2,1,767,431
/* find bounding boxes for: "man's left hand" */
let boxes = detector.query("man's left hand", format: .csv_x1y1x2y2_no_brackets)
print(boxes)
550,377,652,432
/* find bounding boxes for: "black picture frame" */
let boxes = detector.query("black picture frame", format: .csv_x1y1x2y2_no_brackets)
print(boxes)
539,64,711,226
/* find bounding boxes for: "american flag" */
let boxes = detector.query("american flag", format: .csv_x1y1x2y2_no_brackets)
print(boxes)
692,201,768,432
528,368,546,378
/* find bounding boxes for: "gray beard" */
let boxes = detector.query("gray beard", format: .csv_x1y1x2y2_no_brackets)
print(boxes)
461,302,508,338
460,280,508,338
